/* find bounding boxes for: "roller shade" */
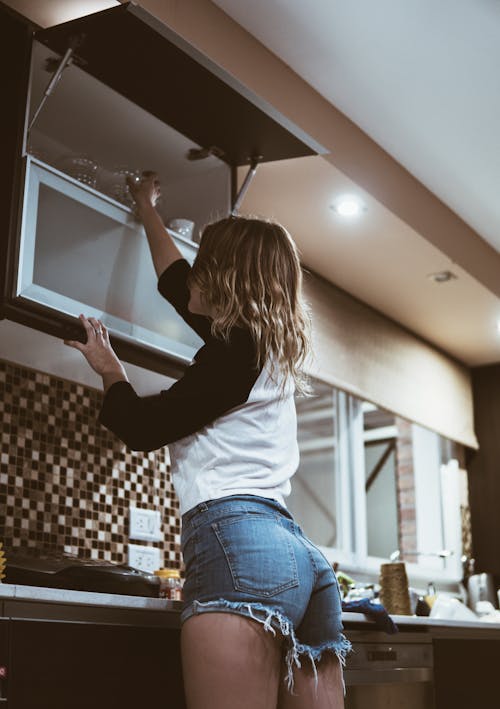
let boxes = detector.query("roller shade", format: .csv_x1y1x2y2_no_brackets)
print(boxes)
303,270,478,449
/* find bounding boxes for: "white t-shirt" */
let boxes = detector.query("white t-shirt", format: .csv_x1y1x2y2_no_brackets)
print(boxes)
99,258,300,515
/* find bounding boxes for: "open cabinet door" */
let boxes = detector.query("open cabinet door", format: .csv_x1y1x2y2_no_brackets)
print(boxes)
3,1,327,378
35,2,326,167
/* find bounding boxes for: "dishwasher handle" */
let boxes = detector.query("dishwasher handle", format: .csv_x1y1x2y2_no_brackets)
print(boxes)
345,667,433,686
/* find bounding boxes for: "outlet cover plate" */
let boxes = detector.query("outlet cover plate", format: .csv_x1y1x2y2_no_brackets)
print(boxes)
129,506,162,542
128,543,161,574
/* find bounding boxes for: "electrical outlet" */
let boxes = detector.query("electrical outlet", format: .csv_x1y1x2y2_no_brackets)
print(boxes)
128,543,161,574
129,507,162,542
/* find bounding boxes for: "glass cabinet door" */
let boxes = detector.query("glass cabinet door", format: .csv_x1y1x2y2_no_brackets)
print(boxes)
18,157,203,363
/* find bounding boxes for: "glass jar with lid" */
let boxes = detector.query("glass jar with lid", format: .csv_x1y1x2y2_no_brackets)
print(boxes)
154,568,183,600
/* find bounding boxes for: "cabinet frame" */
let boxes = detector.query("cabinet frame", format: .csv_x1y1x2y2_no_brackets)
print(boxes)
16,156,202,366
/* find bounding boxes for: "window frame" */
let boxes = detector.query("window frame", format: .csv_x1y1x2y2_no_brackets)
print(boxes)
298,376,464,587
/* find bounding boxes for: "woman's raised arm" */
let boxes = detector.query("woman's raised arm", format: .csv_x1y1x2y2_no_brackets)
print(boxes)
127,171,183,278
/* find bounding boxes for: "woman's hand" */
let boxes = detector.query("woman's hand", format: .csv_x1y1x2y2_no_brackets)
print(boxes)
127,170,161,213
64,315,127,383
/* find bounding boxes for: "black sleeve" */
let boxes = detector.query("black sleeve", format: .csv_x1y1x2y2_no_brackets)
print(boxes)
98,333,259,452
157,258,212,342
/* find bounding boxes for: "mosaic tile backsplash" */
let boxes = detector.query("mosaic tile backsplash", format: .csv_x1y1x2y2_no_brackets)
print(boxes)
0,358,181,568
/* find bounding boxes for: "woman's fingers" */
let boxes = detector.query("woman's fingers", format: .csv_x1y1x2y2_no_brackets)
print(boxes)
63,339,85,352
141,171,161,189
78,314,108,344
98,320,111,345
126,174,141,188
127,171,161,209
88,317,104,340
79,314,95,341
64,316,122,376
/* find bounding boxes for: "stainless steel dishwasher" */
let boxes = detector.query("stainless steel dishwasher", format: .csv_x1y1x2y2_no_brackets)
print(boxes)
344,629,435,709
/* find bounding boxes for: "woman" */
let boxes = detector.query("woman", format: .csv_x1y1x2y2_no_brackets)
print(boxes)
65,173,351,708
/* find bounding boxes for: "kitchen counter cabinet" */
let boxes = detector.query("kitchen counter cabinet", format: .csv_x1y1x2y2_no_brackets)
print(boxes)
1,593,184,709
2,583,500,633
2,585,500,707
433,637,500,709
9,618,185,709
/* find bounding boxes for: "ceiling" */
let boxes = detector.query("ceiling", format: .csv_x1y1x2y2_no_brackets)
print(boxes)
3,0,500,368
237,156,500,366
214,0,500,253
218,0,500,366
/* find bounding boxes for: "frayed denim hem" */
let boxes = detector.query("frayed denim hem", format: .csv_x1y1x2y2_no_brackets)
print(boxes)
180,598,353,696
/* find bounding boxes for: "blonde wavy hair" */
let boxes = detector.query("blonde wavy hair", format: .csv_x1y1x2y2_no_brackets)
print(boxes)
187,215,312,396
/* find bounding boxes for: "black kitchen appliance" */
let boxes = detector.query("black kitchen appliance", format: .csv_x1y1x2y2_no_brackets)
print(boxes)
4,548,160,597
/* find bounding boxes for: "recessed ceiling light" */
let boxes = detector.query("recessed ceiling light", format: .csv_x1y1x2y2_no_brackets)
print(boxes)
427,270,457,283
330,194,366,218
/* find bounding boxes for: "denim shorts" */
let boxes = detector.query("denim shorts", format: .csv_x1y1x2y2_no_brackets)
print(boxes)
180,494,352,693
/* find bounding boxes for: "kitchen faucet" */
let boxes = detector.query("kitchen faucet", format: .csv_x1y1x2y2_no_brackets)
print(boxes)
389,549,454,562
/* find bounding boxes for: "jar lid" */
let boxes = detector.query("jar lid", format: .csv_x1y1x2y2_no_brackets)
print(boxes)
154,568,181,578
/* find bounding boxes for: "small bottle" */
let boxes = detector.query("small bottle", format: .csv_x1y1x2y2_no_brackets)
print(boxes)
424,581,437,609
154,568,183,601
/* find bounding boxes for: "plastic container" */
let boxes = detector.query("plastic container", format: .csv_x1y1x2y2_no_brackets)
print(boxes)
154,568,183,600
107,165,142,207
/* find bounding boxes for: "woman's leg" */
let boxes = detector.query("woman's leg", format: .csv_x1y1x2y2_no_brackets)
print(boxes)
181,612,283,709
277,653,345,709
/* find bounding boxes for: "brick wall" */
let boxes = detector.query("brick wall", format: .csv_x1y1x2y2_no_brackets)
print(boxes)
394,417,417,558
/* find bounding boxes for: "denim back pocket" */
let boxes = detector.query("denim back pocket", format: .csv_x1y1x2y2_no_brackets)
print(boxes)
212,513,299,597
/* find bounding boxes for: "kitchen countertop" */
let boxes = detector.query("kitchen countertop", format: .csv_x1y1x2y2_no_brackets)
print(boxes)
0,581,181,612
2,583,500,634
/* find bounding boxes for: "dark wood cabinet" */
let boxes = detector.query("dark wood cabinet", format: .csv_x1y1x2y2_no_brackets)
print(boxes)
3,600,500,708
0,618,9,703
433,637,500,709
466,363,500,585
0,3,34,306
2,613,185,708
36,2,322,168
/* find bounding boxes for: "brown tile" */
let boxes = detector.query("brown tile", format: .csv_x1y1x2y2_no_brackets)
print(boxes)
0,358,181,568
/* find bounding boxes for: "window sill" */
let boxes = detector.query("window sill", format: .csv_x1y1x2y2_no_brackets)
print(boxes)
318,546,462,593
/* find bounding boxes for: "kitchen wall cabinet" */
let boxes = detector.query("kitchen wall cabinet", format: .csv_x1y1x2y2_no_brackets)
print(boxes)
19,157,203,365
0,3,33,303
1,1,325,376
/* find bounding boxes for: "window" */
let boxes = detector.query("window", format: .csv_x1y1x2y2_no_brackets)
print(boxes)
293,377,465,582
362,402,399,560
287,379,340,548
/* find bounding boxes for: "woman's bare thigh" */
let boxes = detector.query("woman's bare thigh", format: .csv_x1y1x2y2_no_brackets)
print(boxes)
181,612,283,709
277,652,345,709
